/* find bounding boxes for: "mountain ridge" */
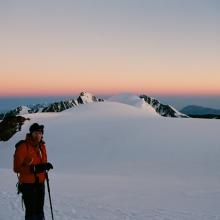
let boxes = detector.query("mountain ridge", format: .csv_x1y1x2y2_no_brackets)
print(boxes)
181,105,220,115
140,95,188,118
0,92,188,119
0,92,104,120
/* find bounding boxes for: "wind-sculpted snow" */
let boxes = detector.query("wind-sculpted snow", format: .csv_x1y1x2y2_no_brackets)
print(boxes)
1,101,220,219
108,93,158,115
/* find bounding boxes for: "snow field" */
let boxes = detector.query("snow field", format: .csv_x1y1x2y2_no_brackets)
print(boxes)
1,95,220,219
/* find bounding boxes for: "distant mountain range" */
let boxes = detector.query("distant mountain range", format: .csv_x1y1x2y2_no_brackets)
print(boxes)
180,105,220,119
0,92,104,120
2,92,220,142
1,92,220,120
0,92,104,141
0,92,188,120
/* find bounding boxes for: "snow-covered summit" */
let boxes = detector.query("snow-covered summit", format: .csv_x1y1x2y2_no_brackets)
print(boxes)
108,93,158,116
77,92,104,104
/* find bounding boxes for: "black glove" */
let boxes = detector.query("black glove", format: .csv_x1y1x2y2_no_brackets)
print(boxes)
31,162,53,174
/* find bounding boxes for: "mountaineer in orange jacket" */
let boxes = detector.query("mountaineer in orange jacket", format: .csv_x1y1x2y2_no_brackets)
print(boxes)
14,123,53,220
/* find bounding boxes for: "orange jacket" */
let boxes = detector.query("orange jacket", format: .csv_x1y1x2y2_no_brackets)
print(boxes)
13,135,47,183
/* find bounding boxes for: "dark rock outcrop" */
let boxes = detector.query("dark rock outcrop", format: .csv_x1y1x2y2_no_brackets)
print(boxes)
0,106,31,120
0,116,29,142
140,95,188,118
42,99,78,112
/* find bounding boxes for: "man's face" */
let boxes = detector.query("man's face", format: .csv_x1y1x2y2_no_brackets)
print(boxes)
31,131,43,143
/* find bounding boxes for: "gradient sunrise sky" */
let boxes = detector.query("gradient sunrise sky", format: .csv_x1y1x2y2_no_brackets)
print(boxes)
0,0,219,97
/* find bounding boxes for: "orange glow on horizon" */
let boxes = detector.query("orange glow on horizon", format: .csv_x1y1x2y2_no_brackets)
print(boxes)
1,86,220,97
1,68,220,97
1,0,219,99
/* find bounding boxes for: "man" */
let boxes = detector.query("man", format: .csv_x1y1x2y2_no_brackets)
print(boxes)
14,123,53,220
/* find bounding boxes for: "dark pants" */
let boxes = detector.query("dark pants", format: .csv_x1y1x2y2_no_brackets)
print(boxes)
21,183,45,220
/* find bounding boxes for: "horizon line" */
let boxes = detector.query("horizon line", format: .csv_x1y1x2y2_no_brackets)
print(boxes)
1,92,220,98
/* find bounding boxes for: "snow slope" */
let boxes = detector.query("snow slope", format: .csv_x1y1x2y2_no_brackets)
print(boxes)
1,101,220,220
108,93,158,115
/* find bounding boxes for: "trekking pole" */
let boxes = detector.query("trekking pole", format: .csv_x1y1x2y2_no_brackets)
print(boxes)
45,172,54,220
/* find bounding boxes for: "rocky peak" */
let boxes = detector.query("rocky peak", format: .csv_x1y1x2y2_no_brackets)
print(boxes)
42,99,78,113
77,92,104,104
140,95,188,118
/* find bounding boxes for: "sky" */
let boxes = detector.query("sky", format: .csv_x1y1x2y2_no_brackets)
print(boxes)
0,0,220,98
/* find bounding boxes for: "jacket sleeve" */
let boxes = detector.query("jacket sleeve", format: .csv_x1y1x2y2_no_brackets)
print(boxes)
13,144,31,173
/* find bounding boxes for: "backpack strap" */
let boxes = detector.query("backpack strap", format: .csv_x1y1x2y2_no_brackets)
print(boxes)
15,140,29,181
15,140,26,149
